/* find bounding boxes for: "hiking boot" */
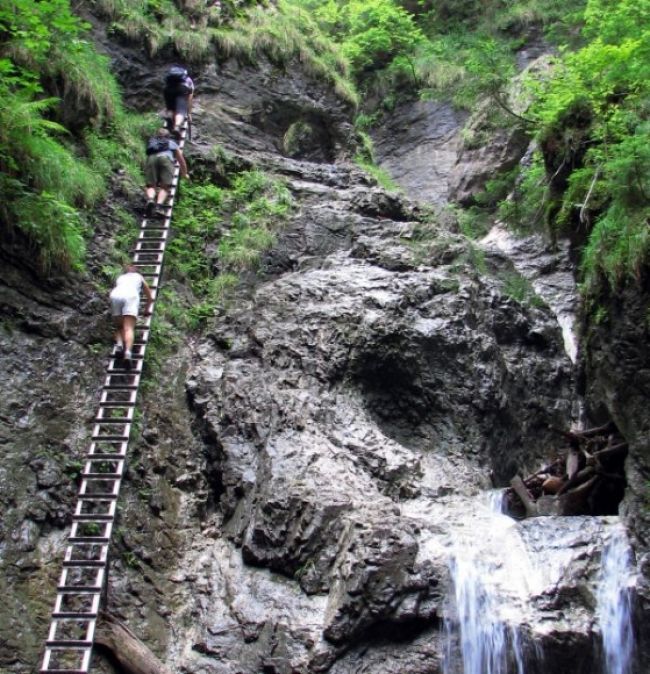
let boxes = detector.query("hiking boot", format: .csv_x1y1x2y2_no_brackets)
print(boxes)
154,204,167,218
114,343,124,358
171,128,182,141
145,200,155,217
123,350,132,370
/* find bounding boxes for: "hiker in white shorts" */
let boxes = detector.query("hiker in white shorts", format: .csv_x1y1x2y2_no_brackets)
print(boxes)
110,264,154,367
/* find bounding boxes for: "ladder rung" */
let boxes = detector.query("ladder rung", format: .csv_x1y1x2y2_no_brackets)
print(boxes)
68,536,111,544
46,640,93,649
74,499,117,518
79,479,120,497
40,650,91,674
64,544,109,564
135,241,166,251
95,407,134,422
138,231,169,241
88,440,128,456
133,252,164,263
131,263,162,273
106,360,143,374
53,592,101,617
104,372,140,391
84,453,126,462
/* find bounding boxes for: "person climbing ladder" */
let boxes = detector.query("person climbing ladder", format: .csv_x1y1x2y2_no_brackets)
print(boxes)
144,127,189,217
109,264,154,368
163,65,194,136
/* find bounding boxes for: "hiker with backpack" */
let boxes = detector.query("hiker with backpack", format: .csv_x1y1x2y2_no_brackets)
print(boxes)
163,65,194,136
144,127,189,218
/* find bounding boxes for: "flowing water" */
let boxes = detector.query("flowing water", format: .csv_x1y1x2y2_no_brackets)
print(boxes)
442,493,538,674
441,495,637,674
597,524,635,674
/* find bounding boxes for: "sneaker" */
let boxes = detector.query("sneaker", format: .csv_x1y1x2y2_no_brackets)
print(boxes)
154,204,167,218
145,200,155,217
123,350,132,370
171,128,181,141
114,344,124,358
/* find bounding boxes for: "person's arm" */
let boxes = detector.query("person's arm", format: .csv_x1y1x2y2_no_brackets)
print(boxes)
175,148,189,179
141,277,154,314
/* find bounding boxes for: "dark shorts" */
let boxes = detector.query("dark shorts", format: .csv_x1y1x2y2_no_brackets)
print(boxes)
145,153,174,187
163,90,189,116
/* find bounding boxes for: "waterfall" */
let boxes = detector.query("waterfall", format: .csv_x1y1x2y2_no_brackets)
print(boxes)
442,493,536,674
597,525,635,674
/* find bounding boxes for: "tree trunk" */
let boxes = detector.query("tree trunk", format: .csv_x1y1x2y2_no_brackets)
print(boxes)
510,475,538,517
95,612,173,674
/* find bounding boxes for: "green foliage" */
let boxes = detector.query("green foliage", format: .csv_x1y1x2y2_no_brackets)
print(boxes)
287,0,582,111
164,171,294,331
214,1,358,106
511,0,650,294
0,0,148,272
501,272,546,308
337,0,425,75
283,120,315,156
218,170,293,271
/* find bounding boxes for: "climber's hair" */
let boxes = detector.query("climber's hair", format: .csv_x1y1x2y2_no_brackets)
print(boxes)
156,127,171,138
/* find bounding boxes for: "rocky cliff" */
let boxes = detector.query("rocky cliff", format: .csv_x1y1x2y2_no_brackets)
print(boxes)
0,13,648,674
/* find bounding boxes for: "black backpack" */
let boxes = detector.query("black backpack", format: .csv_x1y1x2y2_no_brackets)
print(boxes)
146,136,170,155
164,66,191,95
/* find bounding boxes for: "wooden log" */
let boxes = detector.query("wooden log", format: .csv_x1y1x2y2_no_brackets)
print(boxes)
559,475,599,515
95,612,173,674
510,475,538,517
591,442,628,461
556,466,596,496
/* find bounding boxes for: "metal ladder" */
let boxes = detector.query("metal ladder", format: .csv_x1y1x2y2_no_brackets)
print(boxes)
39,122,187,674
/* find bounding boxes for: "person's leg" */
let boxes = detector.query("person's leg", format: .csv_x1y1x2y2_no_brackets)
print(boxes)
110,295,125,354
113,317,124,354
163,90,176,127
144,156,157,215
173,95,189,131
122,315,137,355
155,157,174,215
156,186,170,205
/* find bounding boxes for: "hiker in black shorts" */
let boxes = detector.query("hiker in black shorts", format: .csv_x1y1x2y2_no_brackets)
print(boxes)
144,128,189,217
163,66,194,136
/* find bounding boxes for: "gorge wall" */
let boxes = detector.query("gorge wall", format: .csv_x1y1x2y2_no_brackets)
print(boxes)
0,12,649,674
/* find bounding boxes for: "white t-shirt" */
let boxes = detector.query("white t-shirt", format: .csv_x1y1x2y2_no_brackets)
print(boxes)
112,272,144,298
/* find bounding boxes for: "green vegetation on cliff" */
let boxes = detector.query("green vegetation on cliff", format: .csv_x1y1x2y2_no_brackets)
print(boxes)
519,0,650,294
0,0,146,270
3,0,648,299
160,168,293,331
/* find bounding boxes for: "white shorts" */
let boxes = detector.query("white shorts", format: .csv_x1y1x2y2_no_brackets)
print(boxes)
110,291,139,318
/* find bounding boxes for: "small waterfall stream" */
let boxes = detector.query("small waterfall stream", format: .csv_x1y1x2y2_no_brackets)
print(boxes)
441,495,637,674
442,493,539,674
597,525,635,674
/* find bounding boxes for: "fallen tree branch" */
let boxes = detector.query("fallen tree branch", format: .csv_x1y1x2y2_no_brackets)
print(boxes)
95,612,173,674
557,466,596,496
510,475,538,517
591,442,628,460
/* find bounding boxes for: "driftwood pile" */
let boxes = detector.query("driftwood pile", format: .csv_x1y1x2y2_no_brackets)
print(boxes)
505,422,628,518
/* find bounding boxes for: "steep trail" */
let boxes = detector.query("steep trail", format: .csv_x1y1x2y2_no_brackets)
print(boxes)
39,122,188,674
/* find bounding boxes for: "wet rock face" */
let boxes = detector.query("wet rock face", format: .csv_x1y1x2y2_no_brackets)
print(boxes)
372,99,464,204
181,128,576,669
0,225,119,667
583,284,650,665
